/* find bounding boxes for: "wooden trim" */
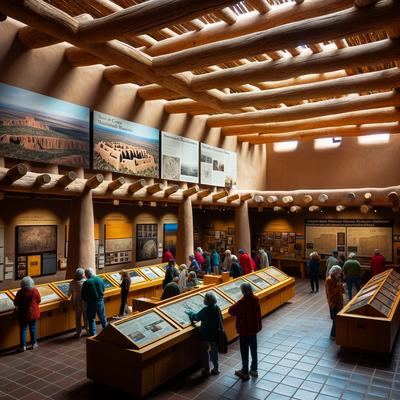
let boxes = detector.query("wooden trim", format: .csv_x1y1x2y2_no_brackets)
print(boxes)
197,188,211,199
212,190,229,201
146,183,164,195
164,185,179,196
108,177,125,192
6,164,28,182
86,174,104,189
58,171,77,187
183,185,199,197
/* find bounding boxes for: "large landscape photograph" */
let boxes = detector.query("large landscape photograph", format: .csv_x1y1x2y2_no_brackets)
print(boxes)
0,83,90,167
93,111,160,178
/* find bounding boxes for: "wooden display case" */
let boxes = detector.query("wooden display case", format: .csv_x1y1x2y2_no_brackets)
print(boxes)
336,269,400,353
87,267,295,397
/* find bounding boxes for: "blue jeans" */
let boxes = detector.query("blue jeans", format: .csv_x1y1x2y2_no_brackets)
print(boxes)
86,299,107,336
346,276,361,300
240,335,258,373
19,320,37,348
201,340,219,371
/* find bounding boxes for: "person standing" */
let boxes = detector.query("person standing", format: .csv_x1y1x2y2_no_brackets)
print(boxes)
13,276,41,352
211,249,220,275
188,292,222,377
370,249,385,276
326,250,339,277
68,267,88,338
259,249,270,269
160,281,181,300
195,247,205,267
188,255,201,276
343,253,362,300
229,283,262,380
325,265,345,339
239,249,255,275
163,259,179,288
119,270,131,317
308,251,321,294
162,248,174,263
81,268,108,336
202,251,211,274
230,255,243,279
177,264,188,292
222,249,233,272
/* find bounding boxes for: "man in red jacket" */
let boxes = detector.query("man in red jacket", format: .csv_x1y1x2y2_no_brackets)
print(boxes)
228,282,262,380
238,249,255,275
370,249,385,276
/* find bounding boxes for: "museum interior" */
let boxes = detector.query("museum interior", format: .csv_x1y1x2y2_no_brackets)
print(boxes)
1,0,400,399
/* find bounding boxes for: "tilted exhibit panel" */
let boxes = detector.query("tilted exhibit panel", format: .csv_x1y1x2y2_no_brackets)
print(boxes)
150,266,166,278
0,291,15,315
216,277,260,302
107,269,147,287
97,274,119,294
50,279,72,300
336,269,400,353
9,283,62,306
138,267,162,281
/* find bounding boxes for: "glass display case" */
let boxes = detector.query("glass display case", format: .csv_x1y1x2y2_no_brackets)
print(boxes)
11,284,62,304
0,291,15,314
139,267,161,281
217,278,259,302
52,280,72,299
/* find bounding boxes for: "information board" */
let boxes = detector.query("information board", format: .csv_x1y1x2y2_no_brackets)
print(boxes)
200,143,237,187
218,278,259,302
161,131,199,183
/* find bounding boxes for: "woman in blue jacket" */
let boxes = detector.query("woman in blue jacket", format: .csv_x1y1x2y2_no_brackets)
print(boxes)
212,250,220,275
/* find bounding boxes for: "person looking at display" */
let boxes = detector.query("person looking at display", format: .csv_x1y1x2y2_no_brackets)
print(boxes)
325,265,345,339
222,249,233,272
188,255,201,276
68,267,88,338
228,282,262,381
308,251,321,294
211,249,220,275
370,249,385,276
238,249,255,275
195,247,205,266
343,253,361,300
163,259,179,288
326,250,339,277
258,248,270,269
186,271,198,290
202,251,211,274
187,292,223,377
162,247,174,263
177,264,188,292
160,281,181,300
119,270,131,317
230,255,243,279
13,276,41,352
81,268,108,336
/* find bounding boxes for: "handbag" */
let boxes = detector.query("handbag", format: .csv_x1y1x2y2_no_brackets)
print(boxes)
217,309,228,354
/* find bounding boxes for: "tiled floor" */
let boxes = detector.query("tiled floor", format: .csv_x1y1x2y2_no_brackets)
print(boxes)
1,278,399,400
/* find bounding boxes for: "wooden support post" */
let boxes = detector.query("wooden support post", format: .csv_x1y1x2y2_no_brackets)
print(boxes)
86,174,104,189
197,188,212,199
108,177,125,192
183,185,199,197
176,196,194,265
6,163,28,182
212,190,229,201
66,189,96,278
127,179,145,193
58,171,77,188
164,185,179,196
235,202,251,253
35,174,51,186
147,183,165,195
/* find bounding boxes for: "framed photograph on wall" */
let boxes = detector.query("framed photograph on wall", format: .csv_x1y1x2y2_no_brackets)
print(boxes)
136,224,158,261
163,223,178,257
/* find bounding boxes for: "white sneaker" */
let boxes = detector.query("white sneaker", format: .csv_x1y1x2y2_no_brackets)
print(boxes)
18,346,26,353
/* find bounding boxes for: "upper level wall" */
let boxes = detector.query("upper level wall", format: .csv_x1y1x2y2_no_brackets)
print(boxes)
266,136,400,190
0,19,267,190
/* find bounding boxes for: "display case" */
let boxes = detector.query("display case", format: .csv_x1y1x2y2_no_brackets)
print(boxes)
51,279,72,300
139,267,161,281
10,283,63,305
150,265,165,278
107,269,147,286
0,291,15,314
337,269,400,353
217,277,259,302
97,274,118,292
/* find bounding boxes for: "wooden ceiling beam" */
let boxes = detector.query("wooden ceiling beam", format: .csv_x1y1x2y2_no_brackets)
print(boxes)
355,0,380,6
221,107,400,135
207,91,400,127
103,66,141,85
152,0,400,74
137,84,183,101
241,122,400,144
245,0,271,14
144,0,353,56
77,0,242,43
213,8,237,25
65,47,104,67
191,39,400,91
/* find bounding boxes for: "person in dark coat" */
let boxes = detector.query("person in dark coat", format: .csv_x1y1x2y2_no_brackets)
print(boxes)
162,259,179,288
160,281,181,300
119,270,131,316
188,292,223,377
13,276,41,352
230,255,243,279
308,251,321,294
229,282,262,380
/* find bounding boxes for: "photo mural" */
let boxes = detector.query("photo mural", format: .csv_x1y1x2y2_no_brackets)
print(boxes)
0,83,90,167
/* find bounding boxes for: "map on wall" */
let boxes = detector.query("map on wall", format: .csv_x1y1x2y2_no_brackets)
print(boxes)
200,143,237,188
305,226,346,256
0,82,90,167
161,131,199,183
93,111,159,178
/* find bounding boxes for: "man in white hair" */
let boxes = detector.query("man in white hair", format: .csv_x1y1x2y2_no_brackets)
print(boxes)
370,249,385,277
342,253,361,300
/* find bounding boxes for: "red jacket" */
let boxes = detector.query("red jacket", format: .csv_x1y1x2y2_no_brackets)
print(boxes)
162,250,174,263
195,252,204,266
371,254,385,276
239,253,255,275
14,287,41,323
228,293,262,336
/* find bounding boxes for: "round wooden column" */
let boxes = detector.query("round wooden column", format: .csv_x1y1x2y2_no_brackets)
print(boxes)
235,201,251,253
66,188,96,278
175,196,194,265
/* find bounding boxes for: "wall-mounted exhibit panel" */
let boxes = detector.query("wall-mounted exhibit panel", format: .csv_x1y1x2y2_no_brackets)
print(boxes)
200,143,237,188
104,222,133,266
136,224,158,262
337,269,400,353
93,111,159,178
161,131,199,183
305,219,393,261
163,223,178,258
0,83,90,167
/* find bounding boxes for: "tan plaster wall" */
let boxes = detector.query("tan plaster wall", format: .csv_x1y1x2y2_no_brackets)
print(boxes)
0,19,267,190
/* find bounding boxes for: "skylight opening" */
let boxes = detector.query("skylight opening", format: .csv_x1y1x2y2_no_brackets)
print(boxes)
273,141,298,152
358,134,390,145
314,137,342,150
